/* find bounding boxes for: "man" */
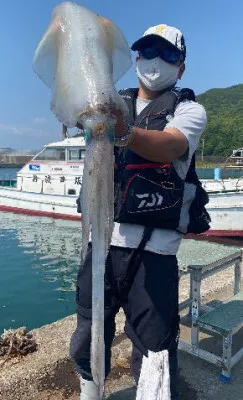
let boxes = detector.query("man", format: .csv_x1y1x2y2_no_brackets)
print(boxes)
70,24,209,400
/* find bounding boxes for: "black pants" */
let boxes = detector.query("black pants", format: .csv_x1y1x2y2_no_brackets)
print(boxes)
70,245,180,399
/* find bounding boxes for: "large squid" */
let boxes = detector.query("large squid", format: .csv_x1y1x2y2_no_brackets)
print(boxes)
33,2,131,398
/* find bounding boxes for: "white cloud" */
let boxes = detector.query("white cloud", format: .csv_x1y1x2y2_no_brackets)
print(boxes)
34,117,47,124
0,124,44,136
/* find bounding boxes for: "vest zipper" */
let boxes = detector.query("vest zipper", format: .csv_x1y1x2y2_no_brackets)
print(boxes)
145,116,149,129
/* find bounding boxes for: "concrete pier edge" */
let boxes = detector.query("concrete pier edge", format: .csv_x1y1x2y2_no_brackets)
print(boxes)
0,267,242,400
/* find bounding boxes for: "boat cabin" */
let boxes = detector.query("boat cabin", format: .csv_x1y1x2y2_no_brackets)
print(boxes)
17,137,85,197
231,148,243,165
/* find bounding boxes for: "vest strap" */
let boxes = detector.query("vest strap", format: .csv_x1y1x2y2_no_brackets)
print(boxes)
120,227,153,301
125,163,170,170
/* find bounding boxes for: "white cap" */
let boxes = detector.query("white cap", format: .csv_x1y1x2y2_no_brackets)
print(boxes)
131,24,186,59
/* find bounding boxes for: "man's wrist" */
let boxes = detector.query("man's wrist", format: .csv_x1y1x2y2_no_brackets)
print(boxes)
114,125,134,147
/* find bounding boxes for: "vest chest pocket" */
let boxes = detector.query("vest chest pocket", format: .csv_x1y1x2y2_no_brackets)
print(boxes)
115,172,184,229
137,110,169,130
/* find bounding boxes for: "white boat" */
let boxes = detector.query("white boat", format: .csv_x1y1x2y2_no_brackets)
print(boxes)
199,149,243,237
201,178,243,193
0,136,85,220
203,189,243,237
201,179,243,237
1,139,243,236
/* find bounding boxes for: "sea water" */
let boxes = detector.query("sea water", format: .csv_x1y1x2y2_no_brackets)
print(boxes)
0,212,81,333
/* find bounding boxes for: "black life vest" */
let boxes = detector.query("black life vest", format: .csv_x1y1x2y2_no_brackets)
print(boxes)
114,87,211,234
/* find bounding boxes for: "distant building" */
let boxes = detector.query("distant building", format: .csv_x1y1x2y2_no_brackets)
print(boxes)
232,148,243,165
0,148,38,156
0,148,13,153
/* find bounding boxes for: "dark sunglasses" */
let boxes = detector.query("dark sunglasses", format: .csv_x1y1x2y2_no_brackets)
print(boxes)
139,45,183,64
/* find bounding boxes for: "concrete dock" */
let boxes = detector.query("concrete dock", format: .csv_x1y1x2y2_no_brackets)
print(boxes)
0,264,242,400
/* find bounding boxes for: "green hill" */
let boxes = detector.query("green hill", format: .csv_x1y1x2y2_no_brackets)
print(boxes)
196,84,243,156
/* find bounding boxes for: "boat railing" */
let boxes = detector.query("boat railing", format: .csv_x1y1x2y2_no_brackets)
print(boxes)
222,148,243,171
220,175,243,192
216,180,226,190
202,179,226,191
210,148,243,191
236,176,243,191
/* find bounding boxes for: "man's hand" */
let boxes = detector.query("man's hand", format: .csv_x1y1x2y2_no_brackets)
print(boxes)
111,109,130,138
76,121,84,130
76,110,129,138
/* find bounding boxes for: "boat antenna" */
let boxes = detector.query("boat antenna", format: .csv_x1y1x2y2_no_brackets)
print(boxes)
62,124,68,139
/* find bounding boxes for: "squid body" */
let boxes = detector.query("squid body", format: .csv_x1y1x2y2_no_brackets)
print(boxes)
33,2,131,398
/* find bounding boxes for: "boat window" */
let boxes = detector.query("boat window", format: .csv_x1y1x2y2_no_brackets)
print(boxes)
68,149,85,161
68,189,76,195
34,148,66,161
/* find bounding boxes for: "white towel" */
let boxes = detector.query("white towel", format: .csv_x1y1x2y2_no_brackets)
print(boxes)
136,350,171,400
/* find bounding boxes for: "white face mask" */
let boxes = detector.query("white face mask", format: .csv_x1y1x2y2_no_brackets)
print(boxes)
136,57,180,91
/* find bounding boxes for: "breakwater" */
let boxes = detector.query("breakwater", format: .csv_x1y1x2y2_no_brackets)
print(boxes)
0,154,34,168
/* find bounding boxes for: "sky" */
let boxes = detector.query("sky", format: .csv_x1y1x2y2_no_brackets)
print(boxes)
0,0,243,150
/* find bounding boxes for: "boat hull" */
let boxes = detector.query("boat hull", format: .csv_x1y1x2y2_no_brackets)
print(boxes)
203,190,243,237
0,187,81,221
201,178,243,192
0,187,243,236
